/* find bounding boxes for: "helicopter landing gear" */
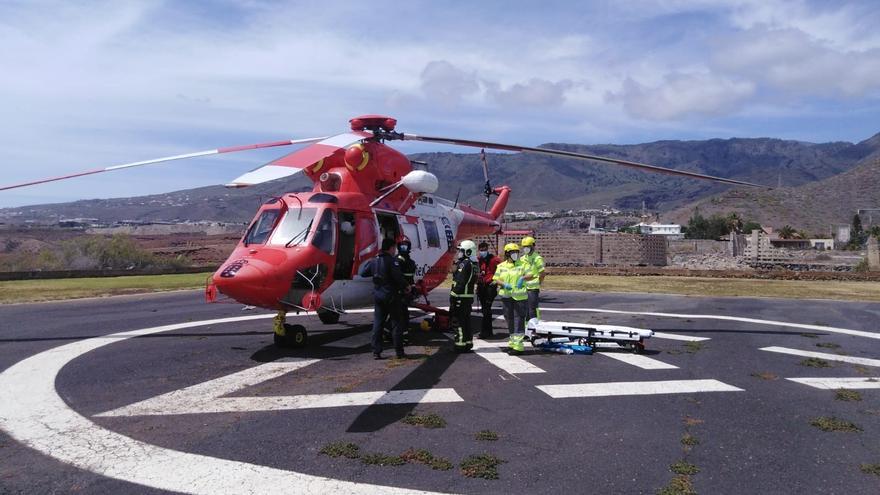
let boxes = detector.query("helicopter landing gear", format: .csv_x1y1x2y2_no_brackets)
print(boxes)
317,309,340,325
273,310,308,348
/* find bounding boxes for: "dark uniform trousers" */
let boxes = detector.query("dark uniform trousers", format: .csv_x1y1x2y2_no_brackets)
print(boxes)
450,295,474,352
372,296,403,356
477,283,497,337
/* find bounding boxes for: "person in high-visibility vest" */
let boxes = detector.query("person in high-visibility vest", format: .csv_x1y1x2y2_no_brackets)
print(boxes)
519,236,545,321
450,240,478,352
492,243,532,353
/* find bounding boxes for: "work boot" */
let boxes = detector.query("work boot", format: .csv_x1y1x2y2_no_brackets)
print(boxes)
373,352,383,360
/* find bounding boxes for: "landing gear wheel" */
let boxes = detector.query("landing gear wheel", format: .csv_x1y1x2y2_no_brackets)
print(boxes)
274,324,308,348
318,310,340,325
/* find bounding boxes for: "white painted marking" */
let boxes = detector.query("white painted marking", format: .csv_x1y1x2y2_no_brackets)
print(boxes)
786,377,880,390
760,346,880,367
538,307,880,340
100,389,462,417
653,332,710,342
470,340,545,374
0,315,445,494
600,353,678,370
537,379,744,398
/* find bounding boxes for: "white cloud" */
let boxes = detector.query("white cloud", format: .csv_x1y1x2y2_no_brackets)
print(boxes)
712,27,880,97
610,73,755,121
485,78,576,107
419,60,480,104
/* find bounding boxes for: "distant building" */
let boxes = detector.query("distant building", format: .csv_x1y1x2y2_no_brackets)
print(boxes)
636,222,683,239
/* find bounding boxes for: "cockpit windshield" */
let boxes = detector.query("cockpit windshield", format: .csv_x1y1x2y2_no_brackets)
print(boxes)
268,208,318,246
243,209,280,245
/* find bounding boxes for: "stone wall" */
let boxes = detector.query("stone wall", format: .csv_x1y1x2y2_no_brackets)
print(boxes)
474,232,666,267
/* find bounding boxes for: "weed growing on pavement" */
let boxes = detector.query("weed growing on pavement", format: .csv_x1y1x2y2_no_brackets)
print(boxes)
860,463,880,476
475,430,499,441
854,365,872,375
402,412,447,429
670,460,700,475
810,416,862,432
680,433,700,447
400,448,453,471
835,389,863,402
360,453,406,466
683,417,704,427
333,385,354,393
800,332,820,338
800,358,832,368
684,342,704,353
460,453,505,480
750,371,778,380
319,441,360,459
657,474,696,495
816,342,840,349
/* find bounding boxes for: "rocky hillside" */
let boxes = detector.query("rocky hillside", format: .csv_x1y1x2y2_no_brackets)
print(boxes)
668,141,880,233
2,133,877,225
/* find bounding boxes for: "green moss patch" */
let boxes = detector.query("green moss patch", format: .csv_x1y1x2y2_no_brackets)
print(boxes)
657,475,696,495
670,460,700,475
835,389,862,402
475,430,499,441
810,416,861,432
401,412,446,429
319,441,360,459
800,358,832,368
360,453,406,466
460,453,506,480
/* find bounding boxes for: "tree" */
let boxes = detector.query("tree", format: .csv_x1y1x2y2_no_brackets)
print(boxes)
726,212,744,233
742,221,762,234
778,225,796,239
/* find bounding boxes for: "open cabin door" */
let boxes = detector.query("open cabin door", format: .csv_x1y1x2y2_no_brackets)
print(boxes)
334,211,356,280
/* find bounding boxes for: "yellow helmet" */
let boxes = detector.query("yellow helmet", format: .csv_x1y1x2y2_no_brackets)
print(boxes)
521,236,536,247
503,242,520,253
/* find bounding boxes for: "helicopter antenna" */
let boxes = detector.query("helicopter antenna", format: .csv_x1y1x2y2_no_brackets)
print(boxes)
453,187,462,209
480,148,493,211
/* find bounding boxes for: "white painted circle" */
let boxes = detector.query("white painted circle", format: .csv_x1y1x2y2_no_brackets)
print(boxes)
0,314,443,495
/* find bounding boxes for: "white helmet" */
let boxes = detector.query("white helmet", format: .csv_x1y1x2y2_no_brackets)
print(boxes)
457,239,477,258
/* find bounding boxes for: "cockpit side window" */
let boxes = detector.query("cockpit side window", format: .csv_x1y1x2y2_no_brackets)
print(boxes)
312,209,337,254
244,209,280,245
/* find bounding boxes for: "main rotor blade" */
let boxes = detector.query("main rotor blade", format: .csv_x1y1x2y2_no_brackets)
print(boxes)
225,132,372,188
403,134,767,188
0,136,328,192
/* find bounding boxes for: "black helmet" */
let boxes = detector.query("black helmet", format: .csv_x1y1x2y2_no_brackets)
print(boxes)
397,238,412,253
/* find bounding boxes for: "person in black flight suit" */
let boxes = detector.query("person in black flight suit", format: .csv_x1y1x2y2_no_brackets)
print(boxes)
395,238,418,339
450,240,478,353
371,238,407,359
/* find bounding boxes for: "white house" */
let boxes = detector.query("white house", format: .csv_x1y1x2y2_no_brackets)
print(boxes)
636,223,683,239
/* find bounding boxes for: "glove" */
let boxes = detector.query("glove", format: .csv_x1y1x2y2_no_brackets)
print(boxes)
516,277,525,289
503,283,513,290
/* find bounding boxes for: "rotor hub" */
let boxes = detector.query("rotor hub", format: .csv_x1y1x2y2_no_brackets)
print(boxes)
349,114,397,132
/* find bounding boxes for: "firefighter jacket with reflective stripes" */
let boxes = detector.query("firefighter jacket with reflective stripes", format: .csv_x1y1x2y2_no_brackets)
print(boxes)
520,251,545,290
397,253,417,285
492,259,527,301
450,257,477,298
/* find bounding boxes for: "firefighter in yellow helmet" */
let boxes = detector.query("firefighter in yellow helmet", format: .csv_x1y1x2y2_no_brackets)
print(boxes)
519,235,545,321
492,242,532,353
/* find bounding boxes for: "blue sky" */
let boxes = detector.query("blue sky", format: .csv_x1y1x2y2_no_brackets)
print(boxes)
1,0,879,207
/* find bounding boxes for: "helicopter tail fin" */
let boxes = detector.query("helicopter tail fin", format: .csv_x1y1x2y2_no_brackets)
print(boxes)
488,186,511,221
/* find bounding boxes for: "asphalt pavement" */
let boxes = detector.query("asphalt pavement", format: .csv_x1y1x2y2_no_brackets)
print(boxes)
0,289,878,494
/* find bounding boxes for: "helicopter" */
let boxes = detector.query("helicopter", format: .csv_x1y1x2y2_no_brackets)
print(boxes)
1,115,762,348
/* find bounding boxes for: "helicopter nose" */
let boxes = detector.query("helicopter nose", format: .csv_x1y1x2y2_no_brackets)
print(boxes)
212,261,272,305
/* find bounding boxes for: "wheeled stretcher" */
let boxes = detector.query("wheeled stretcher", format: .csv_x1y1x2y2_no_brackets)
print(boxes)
526,318,654,353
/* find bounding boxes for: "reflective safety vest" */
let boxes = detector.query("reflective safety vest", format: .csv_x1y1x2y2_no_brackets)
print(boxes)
492,260,527,301
520,251,545,290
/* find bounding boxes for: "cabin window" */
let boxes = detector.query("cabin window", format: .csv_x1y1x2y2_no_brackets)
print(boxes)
423,220,441,248
312,209,337,254
244,209,280,245
268,208,318,246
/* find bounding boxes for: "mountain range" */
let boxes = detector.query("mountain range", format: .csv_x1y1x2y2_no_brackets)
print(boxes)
2,133,878,232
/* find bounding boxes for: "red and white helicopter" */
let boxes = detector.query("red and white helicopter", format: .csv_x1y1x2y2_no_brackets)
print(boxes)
1,115,761,347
